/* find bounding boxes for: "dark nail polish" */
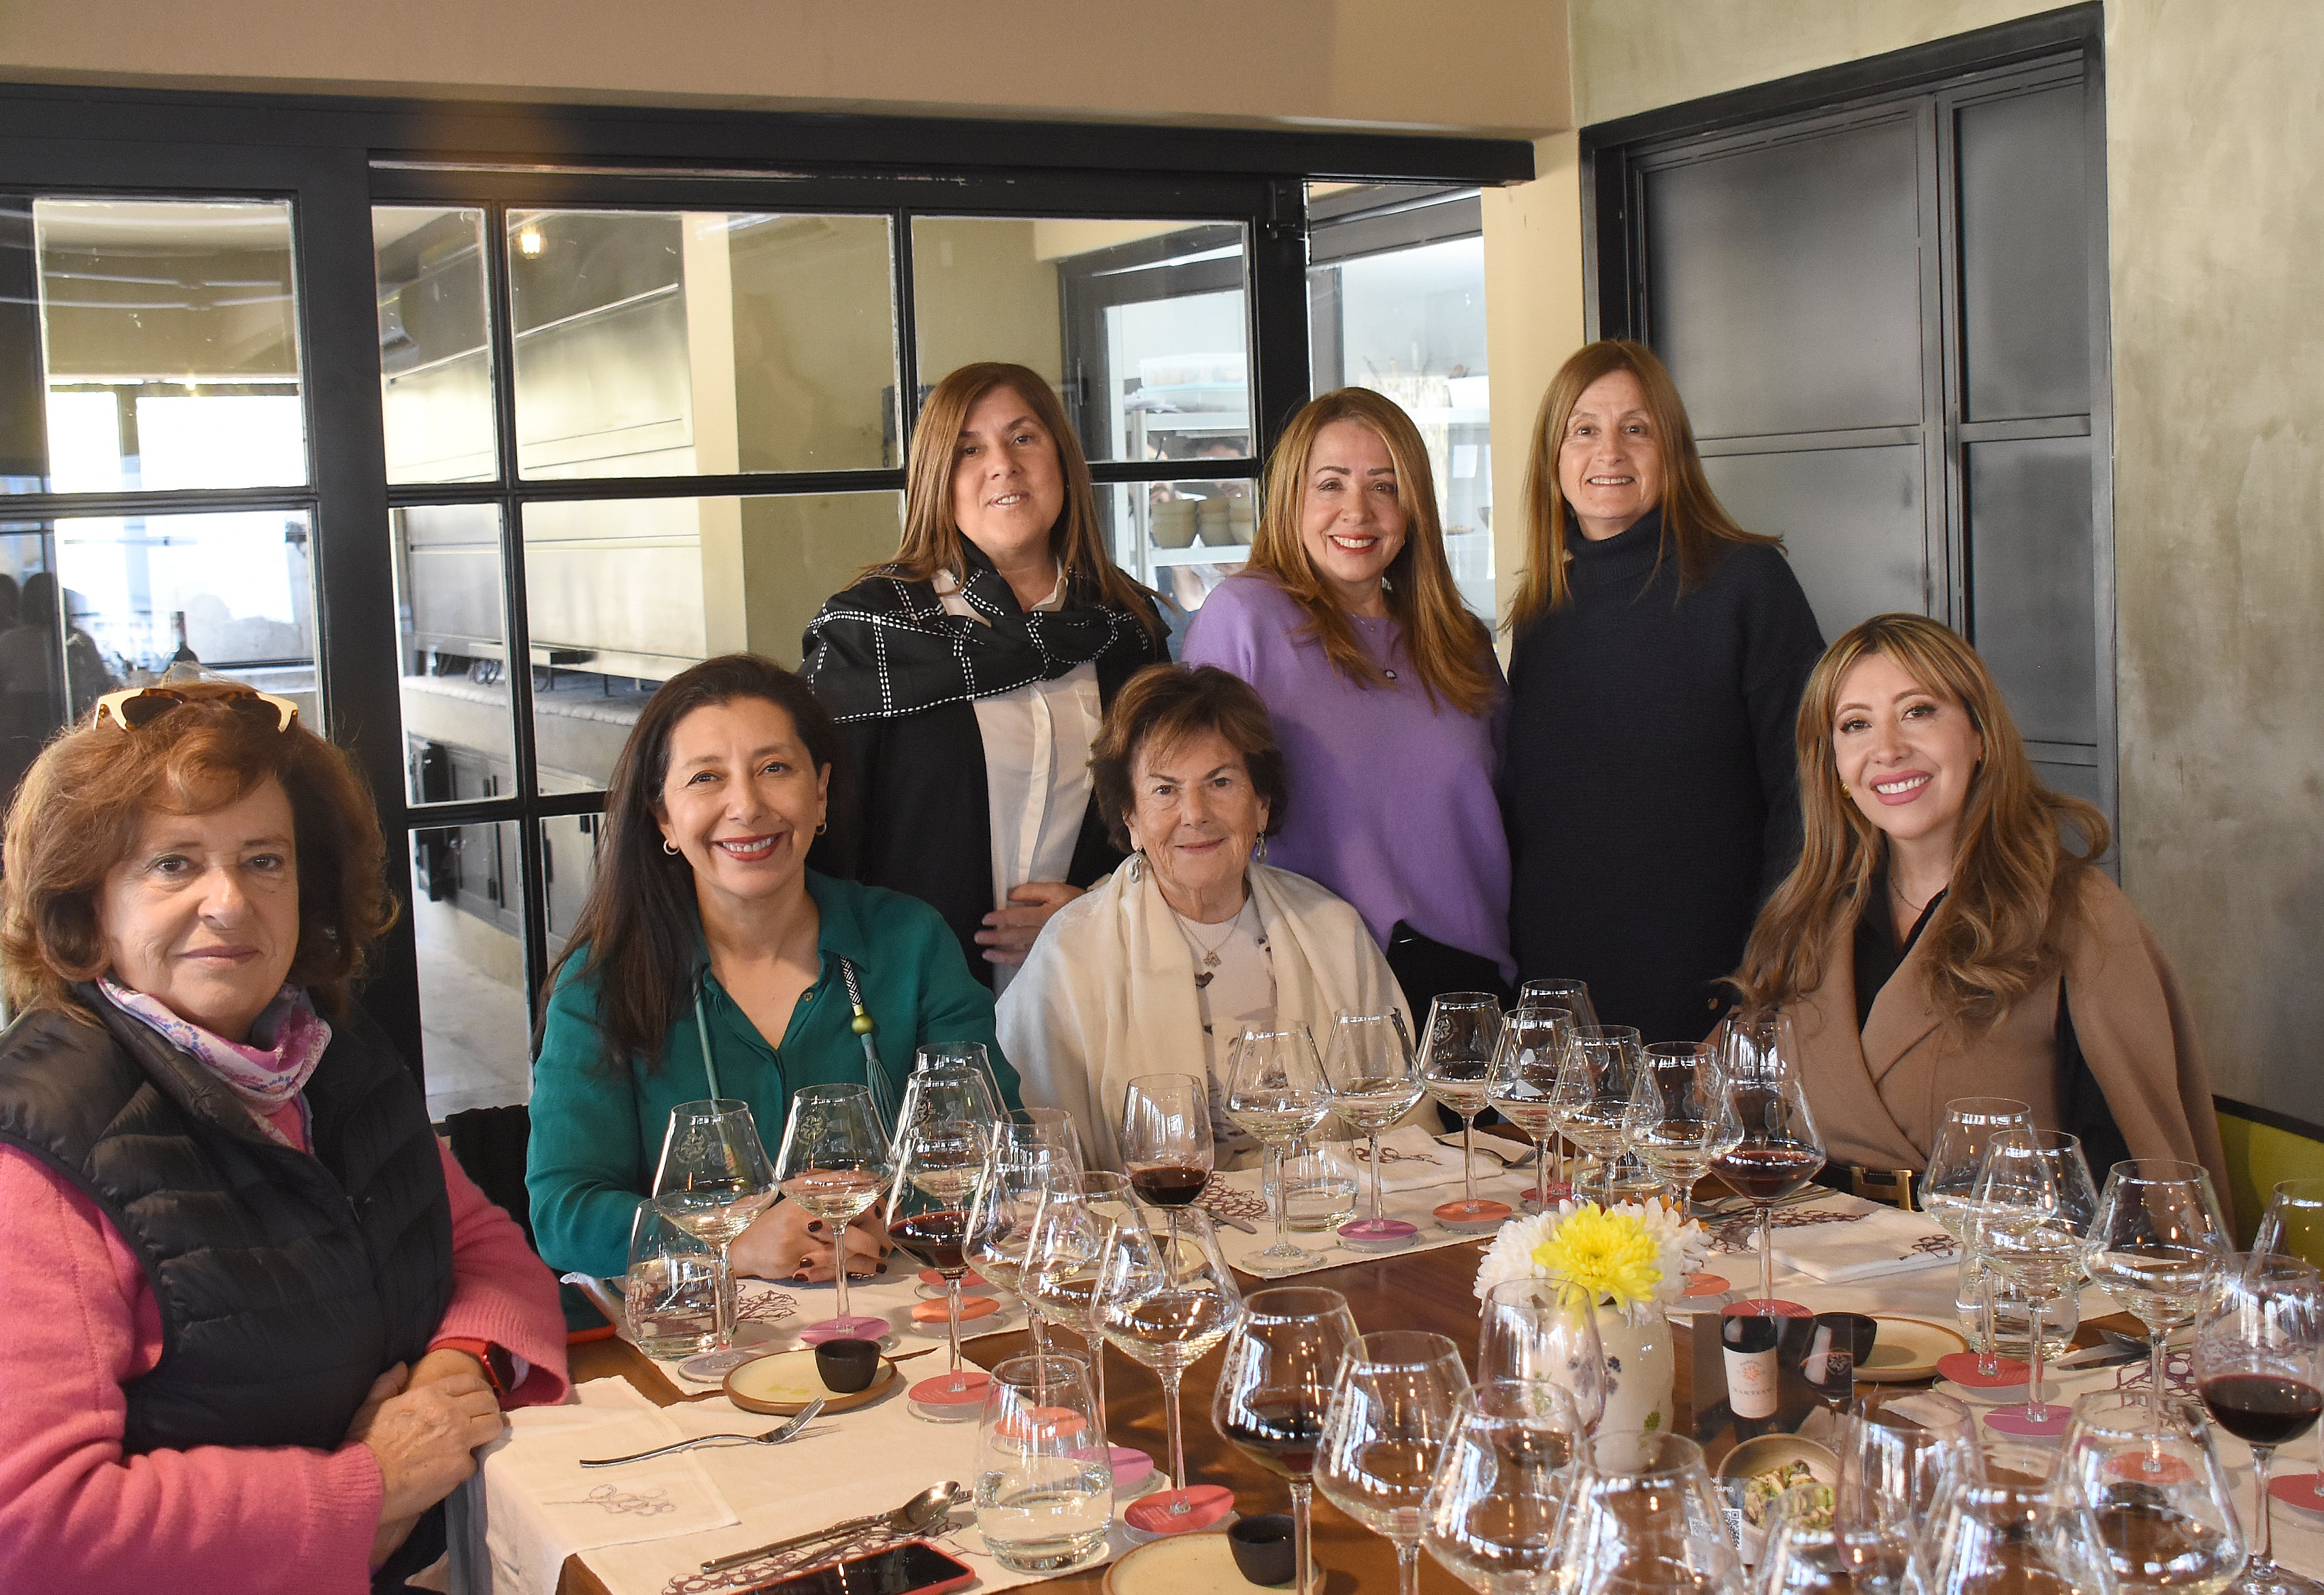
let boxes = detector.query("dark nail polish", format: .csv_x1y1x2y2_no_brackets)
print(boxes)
805,1221,824,1233
793,1272,810,1283
875,1262,888,1274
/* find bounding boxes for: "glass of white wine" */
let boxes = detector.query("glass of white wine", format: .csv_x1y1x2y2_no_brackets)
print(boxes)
1488,1006,1574,1214
1224,1024,1332,1272
1973,1128,2100,1437
2086,1159,2230,1437
1552,1026,1642,1207
1921,1096,2032,1382
651,1098,778,1377
1098,1205,1242,1534
1619,1040,1734,1221
772,1082,894,1342
1316,1331,1472,1595
1319,1009,1424,1248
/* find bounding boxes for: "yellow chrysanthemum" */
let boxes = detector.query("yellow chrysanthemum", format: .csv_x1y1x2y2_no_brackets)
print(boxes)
1530,1203,1664,1309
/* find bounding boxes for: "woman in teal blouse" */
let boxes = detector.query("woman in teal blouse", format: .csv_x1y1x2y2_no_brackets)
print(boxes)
526,655,1012,1284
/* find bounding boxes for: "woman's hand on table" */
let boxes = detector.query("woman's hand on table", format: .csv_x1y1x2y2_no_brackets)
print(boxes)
729,1199,888,1285
977,881,1083,966
347,1359,507,1562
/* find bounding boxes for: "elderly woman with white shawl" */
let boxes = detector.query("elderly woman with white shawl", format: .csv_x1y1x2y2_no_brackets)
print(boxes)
999,664,1408,1170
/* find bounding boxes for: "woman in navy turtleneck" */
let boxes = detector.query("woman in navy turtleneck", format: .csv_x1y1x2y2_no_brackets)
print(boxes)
1500,340,1825,1045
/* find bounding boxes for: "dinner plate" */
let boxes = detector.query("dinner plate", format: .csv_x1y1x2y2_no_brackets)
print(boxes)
724,1346,898,1415
1104,1531,1270,1595
1857,1316,1969,1382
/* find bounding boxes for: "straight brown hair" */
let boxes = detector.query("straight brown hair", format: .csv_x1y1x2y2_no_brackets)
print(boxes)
1508,338,1781,632
880,361,1162,642
1732,613,2110,1028
1244,387,1496,718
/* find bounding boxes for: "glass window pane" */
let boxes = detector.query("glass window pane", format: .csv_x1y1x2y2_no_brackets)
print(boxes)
509,210,898,480
1094,477,1251,621
411,824,533,1116
544,810,606,965
395,503,514,808
9,199,307,494
0,523,61,807
523,489,903,791
910,218,1249,464
52,507,318,720
375,207,497,484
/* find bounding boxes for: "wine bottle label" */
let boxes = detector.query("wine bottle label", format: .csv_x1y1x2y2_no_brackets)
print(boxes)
1725,1345,1779,1420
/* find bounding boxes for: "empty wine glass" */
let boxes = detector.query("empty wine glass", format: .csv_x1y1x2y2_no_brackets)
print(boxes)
1622,1040,1736,1221
1422,1379,1586,1594
1095,1204,1241,1534
1320,1010,1425,1247
1710,1020,1826,1314
1852,1386,1977,1518
2088,1159,2232,1434
966,1109,1084,1353
1922,1096,2034,1382
2063,1388,2247,1594
887,1063,1002,1406
1910,1438,2116,1594
1224,1024,1332,1272
915,1039,1004,1121
1214,1286,1361,1595
1317,1331,1473,1595
1551,1025,1642,1207
1973,1128,2099,1437
1488,1005,1576,1213
2196,1252,2324,1595
1756,1476,1912,1595
1119,1073,1214,1245
1478,1276,1609,1432
1559,1432,1741,1595
1022,1170,1136,1442
651,1098,778,1375
773,1082,895,1341
1419,992,1508,1229
1519,977,1600,1030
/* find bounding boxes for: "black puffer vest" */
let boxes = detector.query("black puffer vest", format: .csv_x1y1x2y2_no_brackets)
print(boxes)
0,987,453,1453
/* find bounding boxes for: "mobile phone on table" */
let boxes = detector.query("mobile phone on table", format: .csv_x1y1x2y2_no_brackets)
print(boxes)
743,1540,975,1595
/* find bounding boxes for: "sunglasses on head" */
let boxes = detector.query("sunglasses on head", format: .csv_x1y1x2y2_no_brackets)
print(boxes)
94,684,301,735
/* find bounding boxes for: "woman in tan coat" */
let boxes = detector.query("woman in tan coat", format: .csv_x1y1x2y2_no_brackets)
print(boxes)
1732,614,2229,1212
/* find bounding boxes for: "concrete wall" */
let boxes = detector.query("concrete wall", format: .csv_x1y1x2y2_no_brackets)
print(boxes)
0,0,1569,137
1566,0,2324,1125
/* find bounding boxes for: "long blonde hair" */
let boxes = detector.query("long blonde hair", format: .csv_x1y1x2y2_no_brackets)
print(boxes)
880,362,1161,640
1243,387,1495,717
1732,613,2110,1027
1508,339,1781,631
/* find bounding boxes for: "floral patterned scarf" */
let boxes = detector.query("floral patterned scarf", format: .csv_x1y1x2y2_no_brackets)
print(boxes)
99,979,333,1148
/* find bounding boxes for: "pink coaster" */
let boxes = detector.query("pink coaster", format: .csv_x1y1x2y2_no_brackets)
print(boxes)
1124,1484,1236,1534
2104,1452,2196,1486
799,1315,892,1345
1109,1445,1154,1489
909,1370,991,1408
1937,1351,2032,1389
1522,1184,1577,1207
1726,1298,1815,1320
1340,1218,1419,1251
2269,1472,2324,1513
919,1268,990,1290
1983,1403,2071,1440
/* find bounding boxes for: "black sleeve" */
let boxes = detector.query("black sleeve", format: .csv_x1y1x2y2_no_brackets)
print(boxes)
1737,551,1827,903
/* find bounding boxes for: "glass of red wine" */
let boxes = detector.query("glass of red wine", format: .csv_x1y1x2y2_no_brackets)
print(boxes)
1710,1013,1825,1314
1213,1286,1362,1595
885,1060,1000,1411
1119,1072,1215,1251
2196,1252,2324,1595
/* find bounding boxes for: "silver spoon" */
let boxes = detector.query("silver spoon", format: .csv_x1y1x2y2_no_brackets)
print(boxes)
700,1480,961,1574
580,1398,826,1467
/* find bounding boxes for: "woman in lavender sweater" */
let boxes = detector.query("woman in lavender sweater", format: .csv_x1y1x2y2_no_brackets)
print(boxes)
1182,388,1512,1009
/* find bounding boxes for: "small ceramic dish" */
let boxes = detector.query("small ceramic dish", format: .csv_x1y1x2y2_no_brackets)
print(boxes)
1857,1316,1970,1382
725,1346,897,1415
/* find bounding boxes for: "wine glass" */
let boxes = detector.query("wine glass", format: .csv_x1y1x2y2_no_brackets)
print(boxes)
1320,1010,1425,1247
1022,1169,1136,1443
2255,1179,2324,1511
1622,1040,1736,1222
650,1098,778,1375
1710,1020,1826,1314
1973,1128,2100,1437
1478,1276,1609,1433
1519,977,1599,1030
1214,1286,1361,1595
1756,1476,1912,1595
1551,1025,1642,1207
2062,1388,2247,1595
915,1039,1004,1122
1922,1096,2034,1383
1419,992,1509,1229
966,1109,1084,1353
1224,1024,1332,1272
1422,1379,1586,1594
1558,1433,1740,1595
2087,1159,2233,1435
1119,1073,1215,1243
1488,1006,1576,1213
772,1082,895,1342
1095,1204,1242,1534
887,1063,1002,1406
1911,1438,2117,1594
1317,1331,1473,1595
2196,1252,2324,1595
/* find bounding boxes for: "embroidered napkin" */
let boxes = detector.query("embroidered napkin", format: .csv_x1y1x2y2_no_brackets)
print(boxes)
1357,1124,1512,1193
479,1377,740,1595
1769,1199,1962,1283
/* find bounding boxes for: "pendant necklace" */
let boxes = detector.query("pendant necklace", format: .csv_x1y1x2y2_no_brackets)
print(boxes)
1174,901,1247,988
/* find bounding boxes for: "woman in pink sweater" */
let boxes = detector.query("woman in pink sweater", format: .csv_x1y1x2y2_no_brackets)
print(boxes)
0,679,569,1593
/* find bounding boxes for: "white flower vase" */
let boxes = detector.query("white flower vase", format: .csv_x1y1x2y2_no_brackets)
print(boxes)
1594,1304,1676,1441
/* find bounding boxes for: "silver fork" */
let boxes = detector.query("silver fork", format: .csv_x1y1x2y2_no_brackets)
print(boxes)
580,1398,826,1466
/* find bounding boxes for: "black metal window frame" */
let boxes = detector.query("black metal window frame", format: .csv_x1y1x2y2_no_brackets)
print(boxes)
0,82,1530,1073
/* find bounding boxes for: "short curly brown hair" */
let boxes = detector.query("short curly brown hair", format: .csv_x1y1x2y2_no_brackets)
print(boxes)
1,692,397,1022
1088,664,1288,852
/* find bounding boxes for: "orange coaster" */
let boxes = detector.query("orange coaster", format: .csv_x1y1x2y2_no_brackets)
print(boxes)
911,1294,1001,1325
1435,1198,1513,1232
